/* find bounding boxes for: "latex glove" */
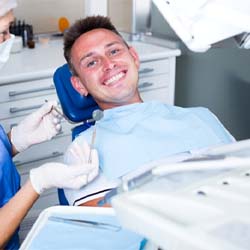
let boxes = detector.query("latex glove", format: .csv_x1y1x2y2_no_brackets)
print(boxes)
30,141,99,194
66,140,99,181
11,100,62,152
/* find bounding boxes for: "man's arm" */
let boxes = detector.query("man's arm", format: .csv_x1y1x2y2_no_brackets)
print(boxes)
0,180,39,249
79,196,110,207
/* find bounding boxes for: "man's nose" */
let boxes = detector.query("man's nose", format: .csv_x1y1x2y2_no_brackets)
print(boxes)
102,57,116,71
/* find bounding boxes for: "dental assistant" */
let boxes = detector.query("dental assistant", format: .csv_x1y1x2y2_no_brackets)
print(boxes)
0,1,99,249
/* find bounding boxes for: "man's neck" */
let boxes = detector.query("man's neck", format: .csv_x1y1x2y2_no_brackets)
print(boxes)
99,97,143,110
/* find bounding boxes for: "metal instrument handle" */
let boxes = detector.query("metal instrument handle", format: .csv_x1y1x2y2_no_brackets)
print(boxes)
48,216,121,232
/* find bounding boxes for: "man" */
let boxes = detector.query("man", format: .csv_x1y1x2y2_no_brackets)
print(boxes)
63,15,234,207
0,2,99,249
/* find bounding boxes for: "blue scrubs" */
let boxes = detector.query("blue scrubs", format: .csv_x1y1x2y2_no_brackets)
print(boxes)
0,125,21,250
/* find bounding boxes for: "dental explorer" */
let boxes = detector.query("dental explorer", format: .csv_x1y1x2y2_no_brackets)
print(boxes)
88,109,104,163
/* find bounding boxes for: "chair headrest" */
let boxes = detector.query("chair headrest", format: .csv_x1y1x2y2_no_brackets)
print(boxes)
53,64,99,123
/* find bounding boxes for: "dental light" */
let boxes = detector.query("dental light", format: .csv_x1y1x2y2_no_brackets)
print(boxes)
152,0,250,52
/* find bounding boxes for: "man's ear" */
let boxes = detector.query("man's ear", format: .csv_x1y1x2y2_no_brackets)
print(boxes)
129,46,140,69
71,76,88,96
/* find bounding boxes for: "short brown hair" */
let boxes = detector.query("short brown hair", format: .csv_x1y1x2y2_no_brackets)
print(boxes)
63,15,127,75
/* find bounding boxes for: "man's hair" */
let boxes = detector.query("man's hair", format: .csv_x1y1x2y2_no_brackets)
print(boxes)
63,15,127,75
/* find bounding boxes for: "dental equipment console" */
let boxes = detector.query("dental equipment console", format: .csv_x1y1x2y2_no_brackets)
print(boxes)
105,139,250,250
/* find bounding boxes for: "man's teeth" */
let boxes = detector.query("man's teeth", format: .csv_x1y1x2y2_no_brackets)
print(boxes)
104,72,124,85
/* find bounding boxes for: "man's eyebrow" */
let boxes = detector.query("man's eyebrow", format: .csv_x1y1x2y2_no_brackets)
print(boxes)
79,41,124,62
80,52,95,63
105,41,124,48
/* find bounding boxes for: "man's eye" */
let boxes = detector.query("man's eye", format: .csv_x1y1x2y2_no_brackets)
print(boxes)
110,49,120,55
86,60,97,68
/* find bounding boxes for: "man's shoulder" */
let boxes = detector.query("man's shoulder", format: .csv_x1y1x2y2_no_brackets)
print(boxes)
163,104,220,125
185,106,215,119
156,102,211,115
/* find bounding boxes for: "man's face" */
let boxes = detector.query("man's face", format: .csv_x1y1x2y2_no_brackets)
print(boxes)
0,10,14,43
70,28,142,110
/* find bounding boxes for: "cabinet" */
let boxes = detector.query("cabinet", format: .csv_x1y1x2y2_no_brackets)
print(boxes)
0,38,180,242
138,57,176,104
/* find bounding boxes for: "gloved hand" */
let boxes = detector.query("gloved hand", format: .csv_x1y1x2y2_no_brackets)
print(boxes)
11,100,62,152
30,141,99,194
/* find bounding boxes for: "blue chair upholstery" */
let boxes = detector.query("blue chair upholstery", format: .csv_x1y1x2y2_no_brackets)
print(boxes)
53,64,98,122
53,63,99,140
53,63,99,205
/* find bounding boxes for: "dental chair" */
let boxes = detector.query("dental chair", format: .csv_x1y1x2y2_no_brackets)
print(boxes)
53,63,99,205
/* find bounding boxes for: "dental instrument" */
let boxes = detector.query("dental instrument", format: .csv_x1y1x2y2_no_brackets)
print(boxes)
48,216,121,231
52,103,76,124
88,127,97,163
45,99,103,125
45,99,76,124
45,99,103,163
88,109,104,163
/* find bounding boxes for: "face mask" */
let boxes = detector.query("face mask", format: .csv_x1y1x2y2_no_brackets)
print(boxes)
0,34,15,70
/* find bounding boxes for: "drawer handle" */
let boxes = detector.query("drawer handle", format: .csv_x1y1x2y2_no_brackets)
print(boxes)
138,82,154,89
10,104,42,113
139,68,154,75
9,85,55,97
14,151,64,166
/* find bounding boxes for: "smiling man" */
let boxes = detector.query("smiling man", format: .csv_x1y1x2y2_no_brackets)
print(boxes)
63,15,234,207
64,19,142,110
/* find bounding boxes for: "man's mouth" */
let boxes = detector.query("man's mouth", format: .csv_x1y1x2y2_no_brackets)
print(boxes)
103,71,126,86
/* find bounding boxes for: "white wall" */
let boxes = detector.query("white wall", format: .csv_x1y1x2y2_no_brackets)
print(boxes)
108,0,132,33
14,0,134,34
14,0,85,34
84,0,107,16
